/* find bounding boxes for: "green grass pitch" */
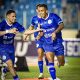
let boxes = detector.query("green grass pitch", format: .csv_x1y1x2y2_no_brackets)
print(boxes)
0,57,80,80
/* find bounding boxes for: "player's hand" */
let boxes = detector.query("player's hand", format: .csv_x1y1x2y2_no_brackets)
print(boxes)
36,31,44,40
23,34,29,41
36,28,43,32
23,31,30,41
51,32,56,40
37,23,41,29
9,28,18,34
36,35,41,40
39,31,44,36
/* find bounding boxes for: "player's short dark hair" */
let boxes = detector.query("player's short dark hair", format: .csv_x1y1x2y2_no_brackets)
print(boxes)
6,9,16,16
36,4,48,10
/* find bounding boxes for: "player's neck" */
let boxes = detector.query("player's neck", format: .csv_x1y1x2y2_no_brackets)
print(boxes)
38,15,41,18
45,13,48,18
42,13,48,19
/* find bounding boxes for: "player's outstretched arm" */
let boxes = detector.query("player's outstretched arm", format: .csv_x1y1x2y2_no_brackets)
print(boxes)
23,28,43,41
24,28,43,35
0,31,7,36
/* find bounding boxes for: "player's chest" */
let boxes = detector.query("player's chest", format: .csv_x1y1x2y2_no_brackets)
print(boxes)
3,24,16,30
3,25,15,37
40,18,57,29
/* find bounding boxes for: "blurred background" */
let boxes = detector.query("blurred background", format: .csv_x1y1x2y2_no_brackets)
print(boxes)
0,0,80,80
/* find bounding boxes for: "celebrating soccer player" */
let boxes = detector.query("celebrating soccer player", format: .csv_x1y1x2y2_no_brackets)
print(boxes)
33,4,65,80
0,9,43,80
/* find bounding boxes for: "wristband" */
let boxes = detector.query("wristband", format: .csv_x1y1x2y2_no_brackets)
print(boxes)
6,30,9,33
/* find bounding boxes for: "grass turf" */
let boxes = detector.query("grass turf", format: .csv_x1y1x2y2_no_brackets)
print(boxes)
0,57,80,80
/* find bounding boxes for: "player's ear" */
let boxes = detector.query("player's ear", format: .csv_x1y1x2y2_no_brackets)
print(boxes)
36,9,38,13
6,14,10,19
6,15,9,19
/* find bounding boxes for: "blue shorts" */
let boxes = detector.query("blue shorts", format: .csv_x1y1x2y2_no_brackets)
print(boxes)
43,42,64,56
35,40,44,50
0,45,15,64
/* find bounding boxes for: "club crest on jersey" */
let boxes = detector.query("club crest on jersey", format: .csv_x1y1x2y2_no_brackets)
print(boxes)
48,20,52,24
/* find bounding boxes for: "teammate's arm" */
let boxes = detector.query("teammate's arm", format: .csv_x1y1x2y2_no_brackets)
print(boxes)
22,25,34,41
23,25,43,41
24,28,43,35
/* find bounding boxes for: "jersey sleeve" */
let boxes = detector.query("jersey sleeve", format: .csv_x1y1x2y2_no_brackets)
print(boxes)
15,22,25,33
53,14,63,25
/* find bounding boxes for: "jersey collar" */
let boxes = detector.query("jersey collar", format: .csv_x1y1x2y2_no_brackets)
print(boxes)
5,19,12,26
42,13,49,20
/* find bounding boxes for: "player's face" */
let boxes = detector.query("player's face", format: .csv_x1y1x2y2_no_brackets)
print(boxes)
7,13,16,24
37,7,48,18
36,7,41,17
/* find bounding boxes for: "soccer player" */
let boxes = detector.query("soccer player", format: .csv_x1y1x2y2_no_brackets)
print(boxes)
35,4,65,80
26,4,49,79
0,9,42,80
